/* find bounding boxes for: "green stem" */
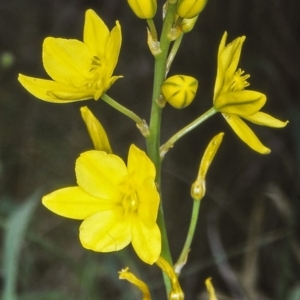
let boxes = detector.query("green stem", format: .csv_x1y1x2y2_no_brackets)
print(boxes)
160,107,217,158
146,2,176,258
175,199,201,276
146,18,158,41
101,93,144,125
145,2,178,296
165,34,183,76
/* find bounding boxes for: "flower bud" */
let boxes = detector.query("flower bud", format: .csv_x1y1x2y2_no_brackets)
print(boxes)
176,0,208,19
127,0,157,19
80,106,112,153
161,75,198,109
191,133,224,201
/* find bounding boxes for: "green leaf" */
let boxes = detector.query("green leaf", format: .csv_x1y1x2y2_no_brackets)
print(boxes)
2,192,40,300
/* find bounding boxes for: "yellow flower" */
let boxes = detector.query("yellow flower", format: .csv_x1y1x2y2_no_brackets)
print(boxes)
213,32,288,154
42,144,161,264
127,0,157,19
18,9,122,103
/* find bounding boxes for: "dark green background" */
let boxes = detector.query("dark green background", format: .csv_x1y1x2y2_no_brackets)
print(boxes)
0,0,299,299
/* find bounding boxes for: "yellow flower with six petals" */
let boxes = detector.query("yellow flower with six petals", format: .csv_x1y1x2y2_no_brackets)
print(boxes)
42,144,161,264
213,32,288,154
18,9,122,103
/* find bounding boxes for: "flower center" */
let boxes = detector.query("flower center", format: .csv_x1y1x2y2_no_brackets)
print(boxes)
91,55,101,67
121,189,139,216
87,56,106,92
231,68,250,91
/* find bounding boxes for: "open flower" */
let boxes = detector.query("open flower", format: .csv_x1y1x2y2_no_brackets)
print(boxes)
213,32,288,154
42,144,161,264
18,9,122,103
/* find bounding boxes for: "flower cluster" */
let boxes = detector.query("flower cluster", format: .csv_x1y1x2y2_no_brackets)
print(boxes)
16,4,290,299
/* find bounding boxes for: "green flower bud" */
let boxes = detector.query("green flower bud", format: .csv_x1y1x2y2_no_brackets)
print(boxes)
127,0,157,19
176,0,208,19
161,75,198,109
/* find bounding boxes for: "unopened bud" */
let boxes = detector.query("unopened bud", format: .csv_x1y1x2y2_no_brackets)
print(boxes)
176,0,207,19
80,106,112,153
161,75,198,109
127,0,157,19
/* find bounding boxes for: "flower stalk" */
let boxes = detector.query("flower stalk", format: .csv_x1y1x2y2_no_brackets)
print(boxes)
175,199,201,276
101,93,145,126
160,107,217,158
146,1,178,295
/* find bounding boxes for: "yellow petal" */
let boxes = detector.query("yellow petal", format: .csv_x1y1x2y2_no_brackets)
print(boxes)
217,32,227,58
104,21,122,81
43,37,91,86
205,278,218,300
191,132,224,200
242,111,289,128
119,267,151,300
215,90,266,116
127,144,156,187
131,217,161,264
156,257,184,299
104,75,123,94
198,133,224,179
223,114,270,154
80,106,112,153
214,33,245,98
80,208,131,252
83,9,109,58
76,150,127,200
137,178,160,227
42,187,116,220
47,88,95,101
18,74,93,103
223,36,245,83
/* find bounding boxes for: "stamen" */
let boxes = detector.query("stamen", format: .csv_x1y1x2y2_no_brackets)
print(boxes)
231,68,250,91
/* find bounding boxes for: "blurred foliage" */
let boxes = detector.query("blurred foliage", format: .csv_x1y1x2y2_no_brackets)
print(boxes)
0,0,300,299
